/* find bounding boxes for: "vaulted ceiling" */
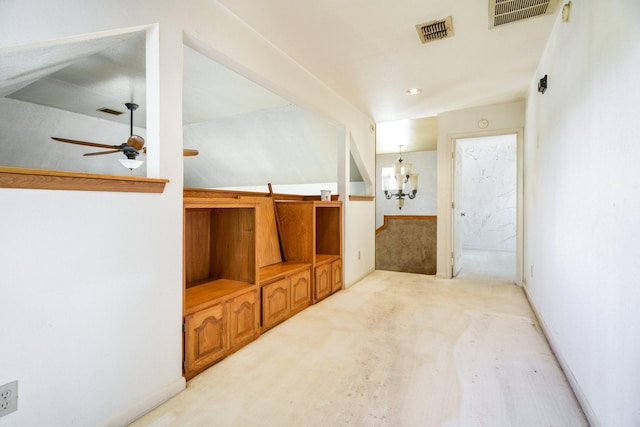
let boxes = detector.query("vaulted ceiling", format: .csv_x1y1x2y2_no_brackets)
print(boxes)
0,1,558,186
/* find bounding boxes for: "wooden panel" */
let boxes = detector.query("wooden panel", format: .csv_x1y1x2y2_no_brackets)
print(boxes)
184,279,254,315
259,262,310,284
275,202,314,263
0,166,167,193
229,290,260,350
290,269,311,312
184,303,227,377
184,209,211,284
210,208,256,284
262,278,290,330
239,196,282,267
184,188,309,201
376,215,437,234
316,205,341,256
314,263,332,302
331,259,343,293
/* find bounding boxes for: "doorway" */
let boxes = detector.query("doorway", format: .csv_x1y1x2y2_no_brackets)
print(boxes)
452,133,517,281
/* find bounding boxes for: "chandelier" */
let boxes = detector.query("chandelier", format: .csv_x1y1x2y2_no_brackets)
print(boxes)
382,145,418,209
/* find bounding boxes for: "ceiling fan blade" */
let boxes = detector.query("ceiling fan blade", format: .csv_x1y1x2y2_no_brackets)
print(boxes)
51,137,120,150
140,147,199,156
83,149,122,157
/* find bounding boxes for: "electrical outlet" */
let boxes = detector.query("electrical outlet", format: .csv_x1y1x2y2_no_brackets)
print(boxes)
0,381,18,418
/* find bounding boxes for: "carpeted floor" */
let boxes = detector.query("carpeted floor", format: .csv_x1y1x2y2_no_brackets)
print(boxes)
130,270,586,427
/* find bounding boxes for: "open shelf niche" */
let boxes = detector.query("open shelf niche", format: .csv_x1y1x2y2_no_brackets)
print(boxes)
275,201,342,303
183,199,260,379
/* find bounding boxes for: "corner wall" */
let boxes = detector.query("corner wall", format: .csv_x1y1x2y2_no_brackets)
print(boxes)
523,2,640,426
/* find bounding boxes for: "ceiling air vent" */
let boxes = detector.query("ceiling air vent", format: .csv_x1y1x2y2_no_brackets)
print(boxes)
416,16,454,44
489,0,559,28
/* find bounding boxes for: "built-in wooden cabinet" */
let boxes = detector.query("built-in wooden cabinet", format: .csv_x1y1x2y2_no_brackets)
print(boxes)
183,199,260,379
260,263,311,331
182,193,342,379
276,201,342,303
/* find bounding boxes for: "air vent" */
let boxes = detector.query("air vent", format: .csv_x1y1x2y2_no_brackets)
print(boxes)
489,0,559,28
96,107,124,116
416,16,454,44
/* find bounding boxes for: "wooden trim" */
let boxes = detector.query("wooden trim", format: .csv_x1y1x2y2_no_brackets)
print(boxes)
349,195,374,202
0,166,168,193
376,214,437,234
184,187,340,202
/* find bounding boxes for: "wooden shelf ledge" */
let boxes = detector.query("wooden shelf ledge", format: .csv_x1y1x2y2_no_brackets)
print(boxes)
259,262,311,285
184,279,256,315
0,166,169,193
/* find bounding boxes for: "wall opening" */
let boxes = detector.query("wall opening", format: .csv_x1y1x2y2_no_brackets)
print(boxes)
452,133,517,281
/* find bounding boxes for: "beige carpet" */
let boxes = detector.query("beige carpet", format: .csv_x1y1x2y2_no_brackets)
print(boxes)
130,270,587,427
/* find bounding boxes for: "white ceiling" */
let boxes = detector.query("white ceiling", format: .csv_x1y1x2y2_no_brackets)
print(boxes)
216,0,558,152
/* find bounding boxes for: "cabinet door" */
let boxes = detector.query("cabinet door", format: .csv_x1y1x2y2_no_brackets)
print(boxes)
184,303,227,376
331,259,343,293
262,278,290,330
315,263,332,302
229,290,260,350
290,269,311,312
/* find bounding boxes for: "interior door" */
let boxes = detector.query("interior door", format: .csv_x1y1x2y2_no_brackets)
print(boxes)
452,140,464,276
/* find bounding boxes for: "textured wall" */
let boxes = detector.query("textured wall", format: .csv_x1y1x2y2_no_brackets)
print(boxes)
375,216,436,275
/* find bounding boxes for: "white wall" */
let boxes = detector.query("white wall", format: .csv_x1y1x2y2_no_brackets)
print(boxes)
436,101,525,279
375,150,437,228
523,2,640,426
0,1,375,426
458,134,517,251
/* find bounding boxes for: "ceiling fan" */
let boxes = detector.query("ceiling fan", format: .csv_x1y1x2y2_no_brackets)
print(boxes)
51,103,199,164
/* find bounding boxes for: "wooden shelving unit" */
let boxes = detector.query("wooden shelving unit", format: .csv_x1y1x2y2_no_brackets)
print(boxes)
183,199,260,379
182,194,343,379
275,201,342,303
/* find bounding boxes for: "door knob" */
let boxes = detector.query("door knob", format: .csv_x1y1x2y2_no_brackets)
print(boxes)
460,212,466,216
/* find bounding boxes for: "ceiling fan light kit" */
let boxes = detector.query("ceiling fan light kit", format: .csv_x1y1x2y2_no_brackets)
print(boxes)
51,102,199,171
119,158,144,170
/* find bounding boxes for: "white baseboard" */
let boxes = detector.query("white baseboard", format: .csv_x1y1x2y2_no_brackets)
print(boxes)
345,267,375,288
104,376,186,427
522,284,600,427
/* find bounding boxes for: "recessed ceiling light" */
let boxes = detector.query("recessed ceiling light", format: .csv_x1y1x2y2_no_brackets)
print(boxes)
406,88,422,95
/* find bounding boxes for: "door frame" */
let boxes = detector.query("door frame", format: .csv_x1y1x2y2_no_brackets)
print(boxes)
438,128,524,285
